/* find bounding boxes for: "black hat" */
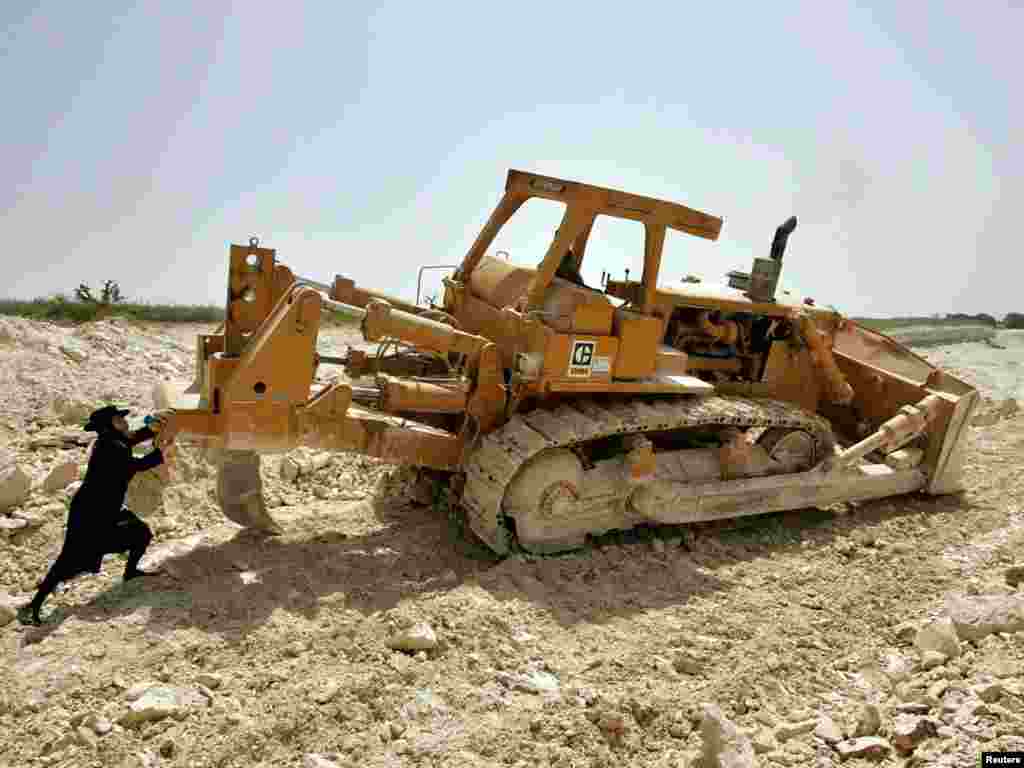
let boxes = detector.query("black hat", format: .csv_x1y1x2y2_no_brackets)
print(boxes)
84,405,130,432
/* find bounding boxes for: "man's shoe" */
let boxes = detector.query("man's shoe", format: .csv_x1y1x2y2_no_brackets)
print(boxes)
123,568,162,581
16,605,42,626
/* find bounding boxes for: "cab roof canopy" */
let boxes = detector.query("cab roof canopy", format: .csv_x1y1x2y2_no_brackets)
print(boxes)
460,169,724,314
505,169,723,241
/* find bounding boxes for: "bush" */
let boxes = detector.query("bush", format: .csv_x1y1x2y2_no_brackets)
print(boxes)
1005,312,1024,330
75,280,124,306
946,312,997,327
0,298,224,324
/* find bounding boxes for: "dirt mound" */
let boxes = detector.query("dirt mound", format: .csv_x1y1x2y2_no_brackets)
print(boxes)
1,316,1023,767
914,330,1024,402
888,323,997,347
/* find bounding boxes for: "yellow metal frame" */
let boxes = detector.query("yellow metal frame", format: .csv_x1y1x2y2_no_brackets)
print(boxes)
456,169,722,317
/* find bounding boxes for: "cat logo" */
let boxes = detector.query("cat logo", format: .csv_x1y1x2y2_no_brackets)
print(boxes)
568,340,595,377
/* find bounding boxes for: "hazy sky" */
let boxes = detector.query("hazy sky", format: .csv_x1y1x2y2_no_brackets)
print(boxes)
3,1,1020,317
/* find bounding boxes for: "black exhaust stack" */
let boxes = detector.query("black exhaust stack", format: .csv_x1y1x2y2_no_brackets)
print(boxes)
769,216,798,262
727,216,797,303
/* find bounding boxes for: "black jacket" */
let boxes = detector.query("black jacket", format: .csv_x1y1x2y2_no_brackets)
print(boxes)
51,426,164,578
68,426,163,529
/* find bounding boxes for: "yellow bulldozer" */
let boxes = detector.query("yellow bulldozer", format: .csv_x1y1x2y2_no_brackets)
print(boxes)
154,170,979,554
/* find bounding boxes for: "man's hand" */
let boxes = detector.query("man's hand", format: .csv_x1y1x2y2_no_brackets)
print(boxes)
148,411,181,453
148,410,174,431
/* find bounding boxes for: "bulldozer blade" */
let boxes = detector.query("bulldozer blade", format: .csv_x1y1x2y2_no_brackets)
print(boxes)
216,450,283,535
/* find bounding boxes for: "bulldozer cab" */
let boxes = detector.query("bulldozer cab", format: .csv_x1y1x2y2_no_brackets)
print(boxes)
442,170,723,388
454,170,723,318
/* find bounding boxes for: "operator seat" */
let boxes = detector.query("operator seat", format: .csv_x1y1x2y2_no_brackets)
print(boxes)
469,253,613,335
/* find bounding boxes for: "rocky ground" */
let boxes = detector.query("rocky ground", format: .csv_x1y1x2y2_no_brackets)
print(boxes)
1,316,1023,768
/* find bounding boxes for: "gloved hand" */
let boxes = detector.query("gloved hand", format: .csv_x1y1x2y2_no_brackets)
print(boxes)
146,410,174,432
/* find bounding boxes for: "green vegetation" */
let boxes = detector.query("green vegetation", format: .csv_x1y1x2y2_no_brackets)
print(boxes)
1,278,368,326
851,316,995,331
0,297,361,326
75,279,125,306
0,297,225,324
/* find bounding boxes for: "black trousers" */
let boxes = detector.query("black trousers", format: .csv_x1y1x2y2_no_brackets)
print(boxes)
40,508,153,589
109,508,154,570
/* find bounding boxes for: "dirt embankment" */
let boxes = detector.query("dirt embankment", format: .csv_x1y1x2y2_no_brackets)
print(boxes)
886,324,997,347
1,316,1023,768
912,330,1024,404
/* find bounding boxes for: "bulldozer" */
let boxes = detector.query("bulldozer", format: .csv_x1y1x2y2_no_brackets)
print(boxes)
153,169,979,554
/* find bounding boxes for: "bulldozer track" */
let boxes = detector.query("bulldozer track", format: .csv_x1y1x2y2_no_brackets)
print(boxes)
461,394,836,554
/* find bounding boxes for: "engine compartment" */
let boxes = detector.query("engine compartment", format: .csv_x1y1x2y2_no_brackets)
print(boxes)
664,306,795,385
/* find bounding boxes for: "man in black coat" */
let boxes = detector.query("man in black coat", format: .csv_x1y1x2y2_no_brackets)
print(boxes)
18,405,171,626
